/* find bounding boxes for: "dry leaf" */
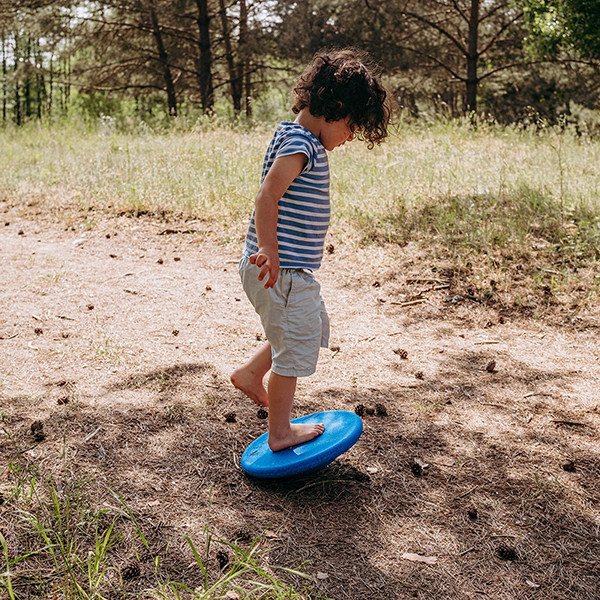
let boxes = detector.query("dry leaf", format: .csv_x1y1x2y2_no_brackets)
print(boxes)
401,553,437,565
316,572,329,580
525,580,540,589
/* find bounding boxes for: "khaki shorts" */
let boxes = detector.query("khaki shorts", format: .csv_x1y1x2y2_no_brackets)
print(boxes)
239,255,330,377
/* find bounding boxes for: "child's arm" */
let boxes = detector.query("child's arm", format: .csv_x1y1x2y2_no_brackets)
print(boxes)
250,152,307,288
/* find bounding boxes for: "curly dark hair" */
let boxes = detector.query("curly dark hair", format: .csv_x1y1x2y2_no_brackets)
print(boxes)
292,49,391,147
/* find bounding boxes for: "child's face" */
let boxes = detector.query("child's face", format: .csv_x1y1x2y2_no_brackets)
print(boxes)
320,117,355,151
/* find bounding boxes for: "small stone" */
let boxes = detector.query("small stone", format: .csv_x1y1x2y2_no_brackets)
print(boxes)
257,407,268,419
174,256,181,261
109,253,117,258
415,371,424,380
206,285,212,291
224,412,237,423
86,303,94,310
157,258,164,264
365,407,375,416
326,243,335,254
562,460,576,472
18,230,24,235
34,327,43,336
172,329,179,336
394,348,408,359
486,360,496,373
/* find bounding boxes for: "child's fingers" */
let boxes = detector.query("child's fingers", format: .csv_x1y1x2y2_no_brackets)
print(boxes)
264,268,279,288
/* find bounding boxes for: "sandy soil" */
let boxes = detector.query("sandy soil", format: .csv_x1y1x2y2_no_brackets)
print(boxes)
1,214,599,599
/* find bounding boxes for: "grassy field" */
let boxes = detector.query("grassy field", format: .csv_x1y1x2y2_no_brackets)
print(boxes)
1,119,599,235
1,118,599,319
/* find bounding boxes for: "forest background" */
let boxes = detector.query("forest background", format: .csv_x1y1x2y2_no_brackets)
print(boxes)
1,0,600,129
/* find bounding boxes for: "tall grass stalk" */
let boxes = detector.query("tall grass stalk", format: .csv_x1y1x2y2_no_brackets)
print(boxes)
1,467,318,600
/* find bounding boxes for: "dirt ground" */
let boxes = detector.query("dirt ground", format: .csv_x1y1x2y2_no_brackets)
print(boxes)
1,212,599,599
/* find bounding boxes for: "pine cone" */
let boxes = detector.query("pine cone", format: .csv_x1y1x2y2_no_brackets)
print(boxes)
216,549,229,571
375,403,388,416
121,562,141,580
30,421,45,441
393,348,408,359
257,407,268,419
496,546,518,561
410,462,423,477
354,404,365,416
224,412,237,423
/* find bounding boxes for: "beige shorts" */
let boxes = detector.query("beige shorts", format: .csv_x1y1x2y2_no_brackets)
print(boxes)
239,255,330,377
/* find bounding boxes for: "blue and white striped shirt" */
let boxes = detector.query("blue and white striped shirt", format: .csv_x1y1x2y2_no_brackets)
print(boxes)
243,122,330,270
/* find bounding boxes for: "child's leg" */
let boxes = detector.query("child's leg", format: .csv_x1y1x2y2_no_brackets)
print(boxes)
230,342,271,407
267,372,324,452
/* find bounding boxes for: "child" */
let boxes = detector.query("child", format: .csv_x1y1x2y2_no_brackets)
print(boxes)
231,48,390,451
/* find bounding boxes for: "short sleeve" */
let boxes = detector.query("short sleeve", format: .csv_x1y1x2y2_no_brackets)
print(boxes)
276,133,315,175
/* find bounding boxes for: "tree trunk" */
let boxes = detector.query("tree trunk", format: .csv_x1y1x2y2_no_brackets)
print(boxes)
148,0,178,117
14,35,20,125
25,38,32,119
465,0,479,113
218,0,242,113
195,0,214,112
239,0,252,117
2,31,6,124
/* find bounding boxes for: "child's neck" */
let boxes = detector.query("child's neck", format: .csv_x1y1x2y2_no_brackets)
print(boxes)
294,109,323,140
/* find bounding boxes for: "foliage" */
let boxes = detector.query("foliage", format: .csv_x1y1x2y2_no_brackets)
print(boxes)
521,0,600,59
1,0,599,125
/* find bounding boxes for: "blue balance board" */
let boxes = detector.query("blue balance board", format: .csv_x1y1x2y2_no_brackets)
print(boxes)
240,410,363,479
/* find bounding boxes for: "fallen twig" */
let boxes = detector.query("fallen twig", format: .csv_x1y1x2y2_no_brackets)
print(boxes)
406,278,450,285
390,298,428,307
83,427,103,442
158,228,199,235
453,486,478,500
552,419,586,428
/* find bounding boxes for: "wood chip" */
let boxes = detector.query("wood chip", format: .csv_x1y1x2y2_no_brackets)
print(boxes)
402,553,437,565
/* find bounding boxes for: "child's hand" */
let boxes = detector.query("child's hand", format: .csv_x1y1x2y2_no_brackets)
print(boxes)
250,246,280,288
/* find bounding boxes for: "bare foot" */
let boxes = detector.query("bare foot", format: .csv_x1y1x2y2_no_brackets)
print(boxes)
230,367,269,407
268,422,325,452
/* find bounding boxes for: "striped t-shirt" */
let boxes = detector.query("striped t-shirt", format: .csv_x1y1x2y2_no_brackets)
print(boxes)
243,122,330,270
